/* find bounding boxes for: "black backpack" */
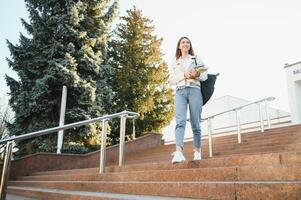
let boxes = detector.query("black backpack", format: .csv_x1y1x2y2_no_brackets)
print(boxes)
201,73,219,105
192,57,219,106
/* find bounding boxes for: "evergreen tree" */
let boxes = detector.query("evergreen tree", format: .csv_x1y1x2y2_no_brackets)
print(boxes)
108,7,174,143
5,0,118,156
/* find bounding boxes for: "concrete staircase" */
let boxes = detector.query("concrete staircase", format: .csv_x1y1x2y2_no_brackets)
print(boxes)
7,124,301,199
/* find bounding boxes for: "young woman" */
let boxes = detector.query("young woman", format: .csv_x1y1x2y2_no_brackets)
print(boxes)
168,36,208,163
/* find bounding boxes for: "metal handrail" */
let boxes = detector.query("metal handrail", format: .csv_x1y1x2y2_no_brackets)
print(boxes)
0,111,138,144
201,97,275,120
201,97,275,157
0,110,139,199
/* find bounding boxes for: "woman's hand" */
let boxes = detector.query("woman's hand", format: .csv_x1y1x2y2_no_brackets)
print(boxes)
191,69,200,78
184,71,193,79
185,69,200,79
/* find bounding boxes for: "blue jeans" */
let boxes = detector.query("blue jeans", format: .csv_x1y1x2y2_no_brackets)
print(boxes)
174,87,203,149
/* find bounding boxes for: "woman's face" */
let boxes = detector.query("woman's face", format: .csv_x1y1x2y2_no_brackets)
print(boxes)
179,38,191,53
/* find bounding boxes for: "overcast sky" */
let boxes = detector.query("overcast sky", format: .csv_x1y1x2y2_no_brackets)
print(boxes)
1,0,301,112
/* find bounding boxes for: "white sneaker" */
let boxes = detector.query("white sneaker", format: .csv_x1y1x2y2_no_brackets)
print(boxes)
171,151,186,163
193,151,202,161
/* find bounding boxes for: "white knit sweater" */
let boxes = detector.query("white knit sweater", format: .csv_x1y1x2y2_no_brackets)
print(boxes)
168,55,208,88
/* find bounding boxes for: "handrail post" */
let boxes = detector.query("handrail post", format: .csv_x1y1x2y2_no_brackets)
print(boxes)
265,99,271,129
258,103,264,132
57,85,67,154
119,114,127,166
0,142,13,200
132,119,136,140
207,118,213,157
99,119,108,174
235,109,242,144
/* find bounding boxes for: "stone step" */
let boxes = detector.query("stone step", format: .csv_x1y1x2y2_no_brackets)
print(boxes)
212,143,301,156
8,180,301,200
8,186,196,200
176,132,300,147
154,131,300,153
6,194,36,200
122,144,301,164
29,151,301,176
125,140,300,160
135,128,300,154
17,165,301,182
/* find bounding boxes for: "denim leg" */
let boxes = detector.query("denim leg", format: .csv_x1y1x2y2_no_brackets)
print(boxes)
188,87,203,149
174,89,188,149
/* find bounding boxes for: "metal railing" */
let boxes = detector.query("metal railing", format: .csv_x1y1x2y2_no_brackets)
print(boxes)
201,97,275,157
0,110,139,200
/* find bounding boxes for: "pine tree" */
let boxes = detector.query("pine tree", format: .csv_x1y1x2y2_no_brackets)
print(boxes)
5,0,118,156
108,7,174,143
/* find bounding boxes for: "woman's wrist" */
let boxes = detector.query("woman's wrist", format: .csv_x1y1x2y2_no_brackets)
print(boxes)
184,72,189,79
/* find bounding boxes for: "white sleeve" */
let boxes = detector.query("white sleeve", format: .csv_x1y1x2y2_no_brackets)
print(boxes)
196,56,205,67
168,58,185,86
195,56,208,81
199,70,208,81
